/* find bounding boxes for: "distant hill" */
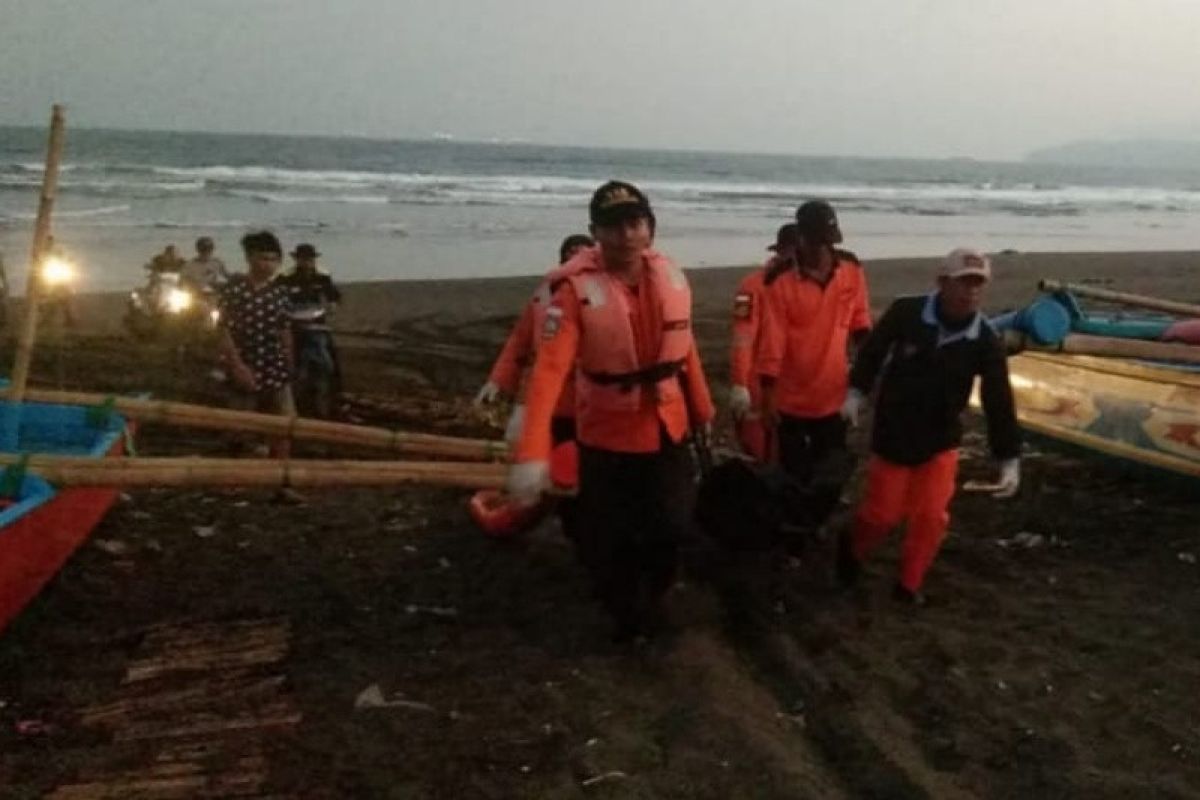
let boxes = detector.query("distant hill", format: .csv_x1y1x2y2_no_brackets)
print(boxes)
1026,139,1200,170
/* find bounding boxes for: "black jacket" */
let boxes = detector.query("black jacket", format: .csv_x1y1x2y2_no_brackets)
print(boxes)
850,293,1021,466
279,270,341,307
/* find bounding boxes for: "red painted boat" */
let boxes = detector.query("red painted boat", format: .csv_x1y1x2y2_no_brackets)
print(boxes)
0,400,130,633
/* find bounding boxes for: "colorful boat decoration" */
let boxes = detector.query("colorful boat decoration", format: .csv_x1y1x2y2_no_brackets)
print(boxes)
0,399,130,633
978,352,1200,481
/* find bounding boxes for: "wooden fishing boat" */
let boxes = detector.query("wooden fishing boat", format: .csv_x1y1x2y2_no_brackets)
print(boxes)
991,352,1200,481
0,399,130,633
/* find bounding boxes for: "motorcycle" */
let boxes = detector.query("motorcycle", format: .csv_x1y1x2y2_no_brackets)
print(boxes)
124,270,220,341
290,303,340,419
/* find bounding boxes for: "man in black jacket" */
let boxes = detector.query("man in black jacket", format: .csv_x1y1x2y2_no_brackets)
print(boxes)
839,248,1021,602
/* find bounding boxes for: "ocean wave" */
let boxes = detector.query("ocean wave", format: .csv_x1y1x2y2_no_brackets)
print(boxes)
2,204,131,221
6,158,1200,220
219,189,390,205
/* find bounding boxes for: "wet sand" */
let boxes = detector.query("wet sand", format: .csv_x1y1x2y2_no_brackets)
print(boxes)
0,249,1197,798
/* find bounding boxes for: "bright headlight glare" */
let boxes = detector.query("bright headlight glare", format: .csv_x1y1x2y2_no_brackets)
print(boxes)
41,257,75,287
165,287,193,313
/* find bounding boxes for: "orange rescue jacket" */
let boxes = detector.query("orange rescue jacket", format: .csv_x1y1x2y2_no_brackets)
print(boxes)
515,248,714,460
756,251,872,419
730,263,770,404
486,270,577,418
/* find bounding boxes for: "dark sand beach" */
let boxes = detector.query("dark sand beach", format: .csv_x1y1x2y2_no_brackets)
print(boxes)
0,249,1197,798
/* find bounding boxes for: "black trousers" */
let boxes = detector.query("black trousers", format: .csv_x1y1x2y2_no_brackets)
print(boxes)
777,413,847,482
776,412,849,536
576,433,695,635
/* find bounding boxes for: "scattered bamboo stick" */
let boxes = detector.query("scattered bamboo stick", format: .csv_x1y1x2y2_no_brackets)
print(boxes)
1,388,509,462
9,105,67,401
1038,279,1200,319
0,453,508,490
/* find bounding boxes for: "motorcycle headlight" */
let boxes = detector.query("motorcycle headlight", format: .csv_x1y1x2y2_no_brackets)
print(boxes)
165,287,193,313
41,257,76,287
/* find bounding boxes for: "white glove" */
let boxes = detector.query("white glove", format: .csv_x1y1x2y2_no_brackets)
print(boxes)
504,404,525,445
507,460,550,507
729,385,752,420
839,388,866,428
474,381,501,406
993,458,1021,498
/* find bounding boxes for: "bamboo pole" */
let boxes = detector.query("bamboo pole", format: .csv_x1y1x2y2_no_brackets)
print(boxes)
1005,330,1200,365
0,388,509,461
1038,279,1200,319
9,105,67,401
0,453,508,490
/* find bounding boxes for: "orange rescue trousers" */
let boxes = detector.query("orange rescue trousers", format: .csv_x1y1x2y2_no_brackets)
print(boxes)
850,449,959,592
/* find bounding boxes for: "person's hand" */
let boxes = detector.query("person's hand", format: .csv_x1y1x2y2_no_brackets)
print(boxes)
474,381,501,406
839,388,865,428
507,460,550,507
729,385,752,420
993,458,1021,499
230,361,258,392
504,404,525,445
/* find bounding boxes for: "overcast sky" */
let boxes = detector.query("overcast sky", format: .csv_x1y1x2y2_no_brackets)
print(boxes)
2,0,1198,160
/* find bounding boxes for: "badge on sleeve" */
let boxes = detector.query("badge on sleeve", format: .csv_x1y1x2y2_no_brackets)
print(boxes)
542,305,564,340
733,292,753,320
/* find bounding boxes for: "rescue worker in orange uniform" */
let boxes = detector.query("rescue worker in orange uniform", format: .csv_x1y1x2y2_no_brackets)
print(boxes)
839,248,1021,603
475,233,595,446
508,181,715,641
729,223,799,460
757,200,872,521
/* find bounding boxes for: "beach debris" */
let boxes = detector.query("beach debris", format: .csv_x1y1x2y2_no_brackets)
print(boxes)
438,557,453,570
354,683,437,713
93,539,130,556
118,492,133,504
130,510,153,521
15,719,55,736
581,771,628,788
193,525,217,539
996,680,1009,691
1177,552,1197,565
996,532,1045,549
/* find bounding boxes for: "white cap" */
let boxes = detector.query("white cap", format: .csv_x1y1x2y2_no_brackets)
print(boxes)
939,248,992,281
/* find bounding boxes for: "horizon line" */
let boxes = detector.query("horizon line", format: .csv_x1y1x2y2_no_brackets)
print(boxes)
0,121,1029,166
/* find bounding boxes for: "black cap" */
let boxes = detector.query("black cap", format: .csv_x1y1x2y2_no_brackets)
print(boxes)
767,223,800,252
589,180,653,226
558,233,594,264
291,243,320,259
795,200,839,242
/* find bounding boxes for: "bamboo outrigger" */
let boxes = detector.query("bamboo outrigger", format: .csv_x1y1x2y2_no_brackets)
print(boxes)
2,388,509,462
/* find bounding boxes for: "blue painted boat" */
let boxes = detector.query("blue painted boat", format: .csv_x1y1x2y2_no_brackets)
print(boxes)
0,398,130,632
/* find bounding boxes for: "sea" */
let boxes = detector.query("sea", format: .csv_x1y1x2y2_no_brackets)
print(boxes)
3,127,1200,293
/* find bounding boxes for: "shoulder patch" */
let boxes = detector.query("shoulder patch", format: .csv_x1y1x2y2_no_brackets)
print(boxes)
541,305,564,340
733,292,753,320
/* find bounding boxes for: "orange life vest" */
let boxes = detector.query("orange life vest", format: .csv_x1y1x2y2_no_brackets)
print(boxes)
563,248,694,423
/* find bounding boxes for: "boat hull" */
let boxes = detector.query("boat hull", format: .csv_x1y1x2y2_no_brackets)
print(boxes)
0,403,130,634
989,352,1200,480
